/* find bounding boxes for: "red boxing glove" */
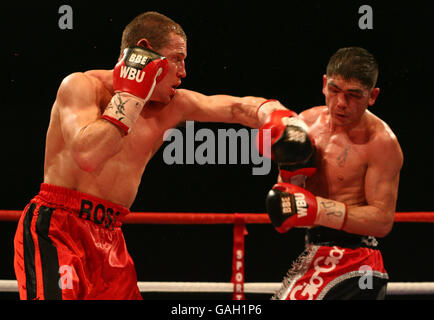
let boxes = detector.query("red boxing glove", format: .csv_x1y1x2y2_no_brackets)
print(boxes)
112,46,168,100
256,109,297,158
256,109,316,181
265,183,347,233
102,46,168,135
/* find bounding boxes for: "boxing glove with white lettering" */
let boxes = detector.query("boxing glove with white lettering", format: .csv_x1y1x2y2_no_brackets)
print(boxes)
265,182,347,233
102,46,168,134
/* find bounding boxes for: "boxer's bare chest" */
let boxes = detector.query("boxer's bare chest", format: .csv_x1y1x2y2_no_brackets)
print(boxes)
306,121,372,203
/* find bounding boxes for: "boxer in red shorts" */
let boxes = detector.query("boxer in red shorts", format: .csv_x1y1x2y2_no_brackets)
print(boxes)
14,12,289,300
14,184,140,300
257,47,403,299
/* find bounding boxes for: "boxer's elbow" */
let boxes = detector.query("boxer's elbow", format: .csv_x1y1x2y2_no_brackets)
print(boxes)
347,206,394,238
375,220,394,238
72,147,98,173
373,211,395,238
71,138,103,173
71,123,123,173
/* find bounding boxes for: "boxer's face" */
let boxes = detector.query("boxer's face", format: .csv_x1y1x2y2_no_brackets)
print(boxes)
150,33,187,105
322,75,379,127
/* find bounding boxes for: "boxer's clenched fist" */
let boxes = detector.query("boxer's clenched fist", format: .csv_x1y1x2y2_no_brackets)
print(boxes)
256,109,316,181
102,46,168,135
113,46,168,100
266,182,347,233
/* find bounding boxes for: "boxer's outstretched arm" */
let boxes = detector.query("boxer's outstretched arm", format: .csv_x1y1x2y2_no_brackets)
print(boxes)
177,89,287,128
56,73,124,172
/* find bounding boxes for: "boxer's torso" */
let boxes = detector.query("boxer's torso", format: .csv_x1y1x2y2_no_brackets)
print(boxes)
44,70,184,207
301,106,389,207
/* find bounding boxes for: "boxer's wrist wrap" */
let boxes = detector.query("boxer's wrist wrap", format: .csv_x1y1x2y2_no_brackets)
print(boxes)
314,197,348,230
256,99,278,122
102,92,145,135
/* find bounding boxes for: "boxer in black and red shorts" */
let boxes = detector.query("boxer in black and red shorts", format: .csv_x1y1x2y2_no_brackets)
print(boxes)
14,184,142,300
257,47,403,300
272,227,388,300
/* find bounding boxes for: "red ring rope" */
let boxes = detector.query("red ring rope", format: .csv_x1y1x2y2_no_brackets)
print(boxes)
0,211,433,223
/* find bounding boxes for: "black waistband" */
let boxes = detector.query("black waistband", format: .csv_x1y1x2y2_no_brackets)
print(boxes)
306,227,379,249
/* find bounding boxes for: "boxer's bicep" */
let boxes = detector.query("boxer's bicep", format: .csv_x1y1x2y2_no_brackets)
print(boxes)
55,73,124,172
364,138,403,225
364,163,400,221
343,168,399,237
340,135,403,237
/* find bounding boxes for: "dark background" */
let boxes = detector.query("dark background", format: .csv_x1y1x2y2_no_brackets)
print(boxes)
1,1,433,300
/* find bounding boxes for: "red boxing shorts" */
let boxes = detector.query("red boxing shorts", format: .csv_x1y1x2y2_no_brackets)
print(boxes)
14,183,142,300
272,227,388,300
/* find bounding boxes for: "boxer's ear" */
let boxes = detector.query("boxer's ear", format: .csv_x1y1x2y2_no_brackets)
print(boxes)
368,87,380,106
322,74,328,95
137,38,153,50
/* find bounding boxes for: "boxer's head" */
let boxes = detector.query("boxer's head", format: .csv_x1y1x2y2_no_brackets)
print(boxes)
323,47,380,127
120,11,186,57
326,47,379,90
120,12,187,105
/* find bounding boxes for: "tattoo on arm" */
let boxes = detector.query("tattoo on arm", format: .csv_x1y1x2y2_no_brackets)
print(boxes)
320,200,344,217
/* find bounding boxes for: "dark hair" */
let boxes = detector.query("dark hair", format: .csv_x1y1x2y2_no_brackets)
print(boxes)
120,12,187,57
326,47,379,88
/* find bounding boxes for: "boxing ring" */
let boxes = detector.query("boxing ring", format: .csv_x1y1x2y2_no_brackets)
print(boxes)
1,210,433,299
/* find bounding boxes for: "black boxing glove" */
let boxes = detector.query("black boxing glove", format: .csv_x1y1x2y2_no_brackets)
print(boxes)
256,110,316,182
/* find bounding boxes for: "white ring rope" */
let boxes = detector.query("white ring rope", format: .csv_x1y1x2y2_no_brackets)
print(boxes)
1,280,433,295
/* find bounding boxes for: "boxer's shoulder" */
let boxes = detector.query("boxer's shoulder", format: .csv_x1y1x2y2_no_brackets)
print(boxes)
365,111,403,165
164,88,201,115
56,70,112,108
366,111,399,144
299,105,327,126
171,88,197,105
57,72,95,102
143,89,192,125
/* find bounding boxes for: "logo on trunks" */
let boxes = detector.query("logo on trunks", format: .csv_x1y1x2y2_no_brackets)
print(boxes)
79,199,121,230
290,246,345,300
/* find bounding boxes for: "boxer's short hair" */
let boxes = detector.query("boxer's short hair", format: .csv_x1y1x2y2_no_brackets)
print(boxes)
326,47,379,89
120,11,187,57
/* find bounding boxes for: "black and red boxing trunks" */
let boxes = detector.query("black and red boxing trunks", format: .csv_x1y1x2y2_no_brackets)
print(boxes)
272,227,388,300
14,183,142,300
